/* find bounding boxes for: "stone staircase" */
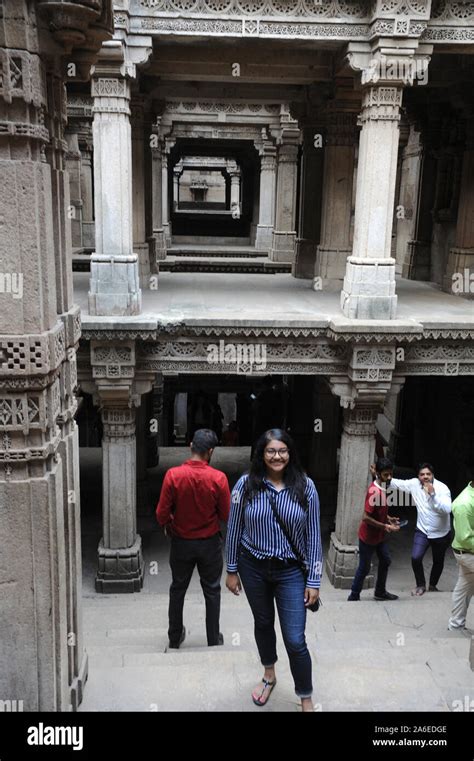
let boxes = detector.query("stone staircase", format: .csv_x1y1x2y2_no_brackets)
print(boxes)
78,577,474,712
161,245,291,274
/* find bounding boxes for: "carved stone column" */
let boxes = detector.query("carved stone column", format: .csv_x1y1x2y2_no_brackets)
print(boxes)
270,119,300,263
80,141,95,248
326,346,402,588
315,112,358,291
67,95,94,249
162,141,175,245
326,405,379,589
89,59,141,315
65,130,83,248
148,116,167,264
255,139,277,251
89,340,156,591
0,0,112,713
96,405,144,592
340,84,402,318
293,126,324,279
131,95,150,286
229,167,241,218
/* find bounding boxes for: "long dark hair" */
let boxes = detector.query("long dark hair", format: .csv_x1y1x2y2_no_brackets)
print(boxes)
244,429,308,508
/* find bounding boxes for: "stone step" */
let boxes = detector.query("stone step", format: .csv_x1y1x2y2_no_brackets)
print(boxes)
168,246,268,258
160,257,291,274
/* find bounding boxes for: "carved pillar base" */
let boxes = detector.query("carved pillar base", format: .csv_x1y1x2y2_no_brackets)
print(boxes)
270,231,296,263
88,254,142,316
341,257,397,319
255,224,274,251
315,246,351,291
326,533,374,590
95,536,144,593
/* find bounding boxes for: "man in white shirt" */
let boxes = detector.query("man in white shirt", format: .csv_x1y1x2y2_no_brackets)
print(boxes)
375,462,452,596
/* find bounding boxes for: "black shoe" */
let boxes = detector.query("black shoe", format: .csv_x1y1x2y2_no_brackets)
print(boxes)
374,591,399,601
208,632,224,646
347,593,360,601
168,626,186,649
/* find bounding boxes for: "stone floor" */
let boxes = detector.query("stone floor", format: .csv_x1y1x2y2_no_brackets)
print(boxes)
74,271,474,329
78,447,474,712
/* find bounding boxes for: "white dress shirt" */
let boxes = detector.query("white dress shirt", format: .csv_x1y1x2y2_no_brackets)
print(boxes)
389,477,452,539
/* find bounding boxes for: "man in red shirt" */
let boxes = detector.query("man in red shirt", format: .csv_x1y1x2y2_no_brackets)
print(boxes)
156,429,230,648
348,457,401,601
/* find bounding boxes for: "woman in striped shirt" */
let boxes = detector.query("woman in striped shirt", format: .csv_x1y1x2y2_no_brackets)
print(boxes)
226,428,322,712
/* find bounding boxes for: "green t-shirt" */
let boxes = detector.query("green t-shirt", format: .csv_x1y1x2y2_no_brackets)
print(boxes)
451,482,474,552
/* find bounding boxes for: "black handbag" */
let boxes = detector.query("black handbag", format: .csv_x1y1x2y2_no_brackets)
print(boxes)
265,489,322,613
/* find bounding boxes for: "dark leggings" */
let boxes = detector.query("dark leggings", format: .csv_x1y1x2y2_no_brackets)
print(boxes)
411,528,452,588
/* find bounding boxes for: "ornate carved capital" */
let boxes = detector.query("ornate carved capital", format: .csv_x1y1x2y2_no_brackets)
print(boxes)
358,85,403,124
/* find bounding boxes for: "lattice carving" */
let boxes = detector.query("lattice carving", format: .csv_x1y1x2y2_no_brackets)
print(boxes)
0,395,42,430
91,343,135,380
91,78,129,98
139,0,370,16
432,1,474,20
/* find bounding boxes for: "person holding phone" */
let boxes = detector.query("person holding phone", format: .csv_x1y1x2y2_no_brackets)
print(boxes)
348,457,400,602
379,462,452,597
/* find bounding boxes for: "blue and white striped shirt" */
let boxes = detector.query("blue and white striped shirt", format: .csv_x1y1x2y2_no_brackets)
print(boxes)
226,474,323,589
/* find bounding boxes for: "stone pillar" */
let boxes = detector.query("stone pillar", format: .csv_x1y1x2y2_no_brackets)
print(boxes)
96,405,144,593
443,121,474,298
65,130,83,248
393,123,421,276
315,113,357,291
89,68,142,315
340,85,403,319
173,168,181,212
149,117,167,264
255,140,277,251
0,0,112,712
293,126,324,279
399,110,436,281
326,406,378,589
227,161,242,219
162,149,172,245
80,142,95,248
91,74,133,257
131,96,149,287
270,132,300,263
250,172,260,245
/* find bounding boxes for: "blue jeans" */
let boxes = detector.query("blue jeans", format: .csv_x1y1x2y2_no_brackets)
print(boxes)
411,528,452,588
351,539,391,597
237,547,313,698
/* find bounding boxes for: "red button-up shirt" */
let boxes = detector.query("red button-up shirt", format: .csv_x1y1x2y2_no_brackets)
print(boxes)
156,459,230,539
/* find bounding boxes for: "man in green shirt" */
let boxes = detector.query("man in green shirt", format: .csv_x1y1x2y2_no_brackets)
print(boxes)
448,480,474,632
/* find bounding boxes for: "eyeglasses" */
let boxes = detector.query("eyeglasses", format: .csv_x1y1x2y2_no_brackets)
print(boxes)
264,448,289,458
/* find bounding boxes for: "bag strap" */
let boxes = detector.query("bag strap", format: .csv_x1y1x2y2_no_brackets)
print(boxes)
265,488,307,570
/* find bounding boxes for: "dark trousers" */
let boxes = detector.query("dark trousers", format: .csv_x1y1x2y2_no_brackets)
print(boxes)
411,528,452,588
237,548,313,698
168,533,223,646
351,539,391,597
